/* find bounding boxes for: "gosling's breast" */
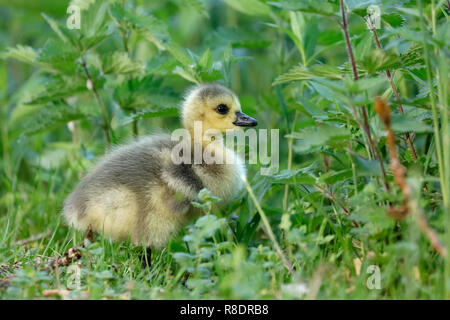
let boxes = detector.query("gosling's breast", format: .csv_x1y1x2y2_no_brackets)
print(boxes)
192,147,245,201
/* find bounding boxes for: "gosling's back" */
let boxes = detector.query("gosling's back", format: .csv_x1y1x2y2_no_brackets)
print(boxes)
63,135,204,248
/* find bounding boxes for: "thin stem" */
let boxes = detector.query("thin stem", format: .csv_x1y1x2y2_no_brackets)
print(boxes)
241,175,295,275
119,4,139,137
418,0,446,205
80,56,111,143
339,0,389,191
283,110,299,213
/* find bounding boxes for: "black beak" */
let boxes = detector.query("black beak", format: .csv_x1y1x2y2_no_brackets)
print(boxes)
233,112,258,127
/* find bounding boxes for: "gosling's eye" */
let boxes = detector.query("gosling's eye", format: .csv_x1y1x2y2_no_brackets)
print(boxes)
215,104,229,115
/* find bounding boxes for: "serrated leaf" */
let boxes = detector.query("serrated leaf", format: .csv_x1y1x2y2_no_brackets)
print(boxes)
198,48,212,70
211,27,271,49
21,103,85,136
273,65,342,85
269,0,338,16
36,39,80,74
26,76,87,105
224,0,271,17
358,49,401,74
391,115,433,133
181,0,209,18
102,52,145,75
173,66,199,83
1,45,38,65
109,4,169,49
288,124,350,153
42,13,76,47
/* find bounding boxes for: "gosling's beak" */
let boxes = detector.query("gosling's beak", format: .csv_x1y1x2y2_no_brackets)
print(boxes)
233,111,258,127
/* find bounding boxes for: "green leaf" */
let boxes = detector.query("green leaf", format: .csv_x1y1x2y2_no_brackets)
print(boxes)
273,65,342,85
224,0,271,17
212,27,271,49
173,66,199,83
198,48,213,70
21,103,85,136
269,0,338,16
181,0,209,18
102,52,145,75
390,115,433,133
109,3,169,49
288,124,351,153
358,49,401,74
42,13,76,47
36,39,80,74
267,169,316,185
352,154,383,177
1,45,38,65
318,169,353,184
26,76,87,105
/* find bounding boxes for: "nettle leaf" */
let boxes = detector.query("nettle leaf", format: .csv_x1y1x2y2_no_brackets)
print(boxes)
273,65,342,85
318,169,354,184
198,48,212,70
180,0,209,18
390,115,433,133
358,49,401,74
288,124,350,153
312,76,386,98
269,0,338,16
173,65,199,84
224,0,271,17
26,76,87,105
2,41,80,74
21,103,85,136
296,95,328,119
211,27,271,49
36,39,80,74
102,52,145,75
43,0,110,53
399,45,423,68
166,43,195,67
69,0,96,10
109,4,169,49
267,169,316,185
42,14,77,47
113,76,179,110
351,153,383,177
1,45,38,65
381,13,406,28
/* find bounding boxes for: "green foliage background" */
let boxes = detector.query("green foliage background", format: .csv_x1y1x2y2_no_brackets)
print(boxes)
0,0,449,299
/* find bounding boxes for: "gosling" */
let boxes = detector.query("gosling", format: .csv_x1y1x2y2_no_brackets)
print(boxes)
63,83,257,266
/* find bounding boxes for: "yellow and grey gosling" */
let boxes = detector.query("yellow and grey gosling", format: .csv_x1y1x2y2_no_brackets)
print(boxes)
63,83,257,266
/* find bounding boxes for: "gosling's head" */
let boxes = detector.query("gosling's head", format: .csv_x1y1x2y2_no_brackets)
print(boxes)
181,83,257,135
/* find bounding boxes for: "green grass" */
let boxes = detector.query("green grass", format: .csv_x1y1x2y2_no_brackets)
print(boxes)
0,0,449,299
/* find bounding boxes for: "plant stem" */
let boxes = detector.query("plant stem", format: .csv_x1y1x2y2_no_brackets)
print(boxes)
283,110,299,213
339,0,389,191
418,0,447,206
375,97,447,258
368,17,418,161
242,175,295,275
80,56,111,144
119,5,139,137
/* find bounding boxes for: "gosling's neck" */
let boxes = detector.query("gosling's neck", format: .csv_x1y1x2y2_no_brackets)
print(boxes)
185,123,225,150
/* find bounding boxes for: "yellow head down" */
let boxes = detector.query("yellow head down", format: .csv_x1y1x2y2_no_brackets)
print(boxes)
181,83,257,136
